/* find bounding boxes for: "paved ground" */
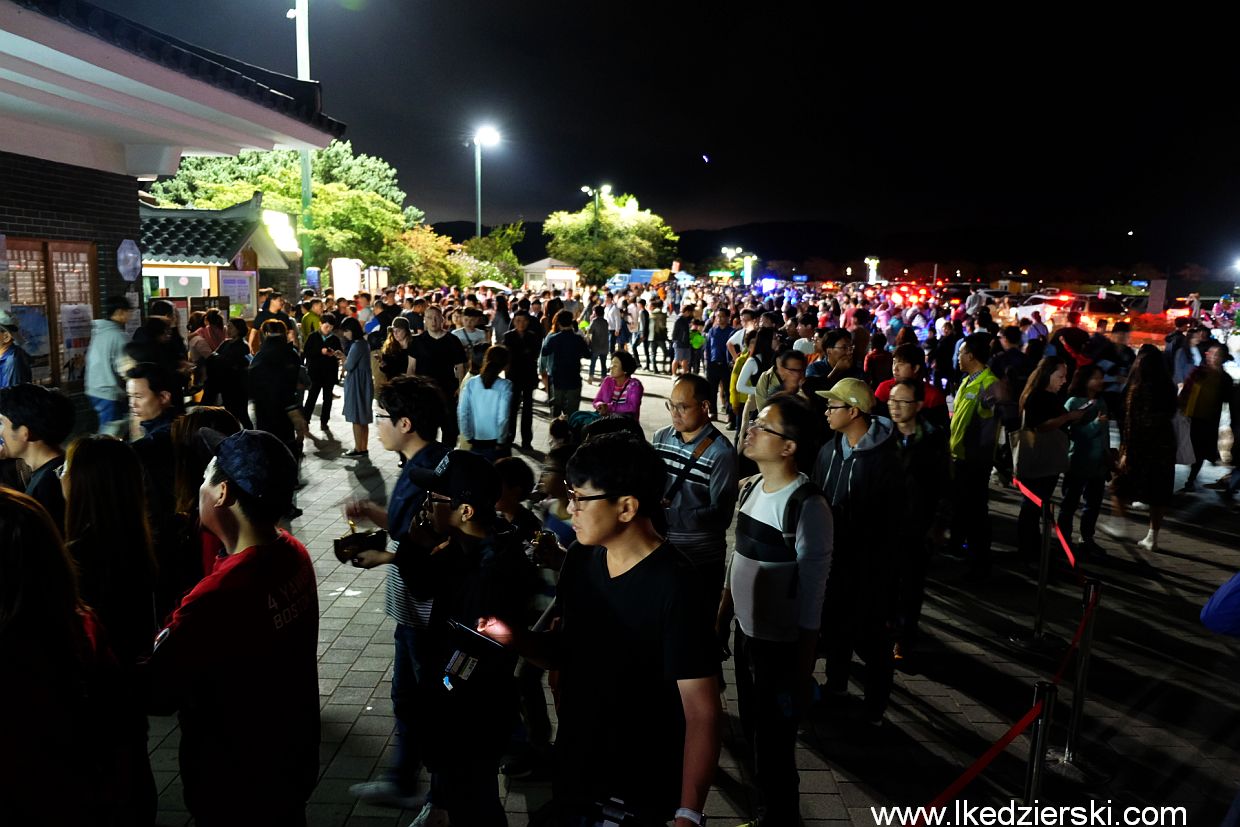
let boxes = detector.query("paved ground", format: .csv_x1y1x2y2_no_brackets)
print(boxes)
148,366,1240,826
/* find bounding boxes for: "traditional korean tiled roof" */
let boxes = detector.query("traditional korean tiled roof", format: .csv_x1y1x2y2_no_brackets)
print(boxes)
11,0,346,139
140,197,261,266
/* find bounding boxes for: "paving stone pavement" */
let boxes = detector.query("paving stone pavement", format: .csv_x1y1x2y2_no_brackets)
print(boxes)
148,367,1240,826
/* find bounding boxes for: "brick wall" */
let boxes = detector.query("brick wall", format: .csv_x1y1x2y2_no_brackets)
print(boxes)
0,149,139,301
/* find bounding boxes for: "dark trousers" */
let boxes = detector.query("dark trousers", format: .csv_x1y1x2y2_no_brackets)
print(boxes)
1018,475,1058,561
391,622,428,792
690,347,703,374
630,334,644,368
587,353,608,380
734,630,802,823
302,375,334,424
1059,474,1105,542
951,460,993,573
705,361,732,419
430,760,507,827
507,385,535,445
822,585,894,719
895,537,933,646
646,337,671,373
550,386,582,418
441,396,459,447
607,329,621,355
515,658,552,752
221,387,253,429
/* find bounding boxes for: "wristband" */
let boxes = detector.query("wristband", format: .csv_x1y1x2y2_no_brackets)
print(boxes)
675,807,706,826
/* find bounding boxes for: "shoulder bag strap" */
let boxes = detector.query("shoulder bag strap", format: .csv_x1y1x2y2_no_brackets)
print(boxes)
664,433,717,502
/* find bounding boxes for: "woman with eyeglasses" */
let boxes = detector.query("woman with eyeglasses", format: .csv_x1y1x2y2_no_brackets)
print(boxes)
59,435,159,823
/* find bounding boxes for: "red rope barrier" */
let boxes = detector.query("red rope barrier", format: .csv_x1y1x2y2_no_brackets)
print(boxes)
909,702,1046,826
1051,590,1100,686
1012,476,1078,568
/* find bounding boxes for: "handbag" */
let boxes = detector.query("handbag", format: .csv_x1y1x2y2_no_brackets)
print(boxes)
1010,413,1069,480
1172,411,1196,465
333,519,388,564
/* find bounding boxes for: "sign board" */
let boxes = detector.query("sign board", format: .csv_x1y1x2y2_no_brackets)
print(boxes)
59,303,93,384
219,269,258,319
792,274,809,283
1131,280,1150,288
190,296,231,316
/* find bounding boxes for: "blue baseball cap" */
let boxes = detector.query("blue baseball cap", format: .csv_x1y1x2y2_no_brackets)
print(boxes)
199,429,297,511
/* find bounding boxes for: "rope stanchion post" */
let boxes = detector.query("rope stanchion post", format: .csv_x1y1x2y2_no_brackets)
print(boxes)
1033,500,1054,641
1023,681,1057,804
1063,579,1100,763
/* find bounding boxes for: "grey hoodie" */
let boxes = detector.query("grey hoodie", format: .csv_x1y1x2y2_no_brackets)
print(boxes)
85,318,129,400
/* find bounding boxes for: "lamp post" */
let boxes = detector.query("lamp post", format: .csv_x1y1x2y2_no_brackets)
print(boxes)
473,126,500,239
287,2,312,278
581,184,612,238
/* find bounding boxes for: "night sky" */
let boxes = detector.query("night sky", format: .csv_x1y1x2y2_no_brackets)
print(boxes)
89,1,1240,268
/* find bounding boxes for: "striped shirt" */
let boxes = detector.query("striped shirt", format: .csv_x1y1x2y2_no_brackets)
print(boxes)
652,424,739,564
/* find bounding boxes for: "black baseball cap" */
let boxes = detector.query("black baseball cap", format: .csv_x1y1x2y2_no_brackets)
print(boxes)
200,429,297,513
409,450,500,511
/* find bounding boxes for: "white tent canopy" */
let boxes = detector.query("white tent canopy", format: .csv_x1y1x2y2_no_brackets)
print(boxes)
521,257,574,277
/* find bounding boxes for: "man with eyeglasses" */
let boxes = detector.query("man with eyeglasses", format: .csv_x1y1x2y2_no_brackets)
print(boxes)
343,376,448,812
803,329,863,397
353,449,534,826
887,379,952,660
653,374,739,618
477,433,719,827
811,378,904,725
717,395,832,827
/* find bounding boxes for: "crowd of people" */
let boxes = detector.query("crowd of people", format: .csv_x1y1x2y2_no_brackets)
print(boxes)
0,275,1236,827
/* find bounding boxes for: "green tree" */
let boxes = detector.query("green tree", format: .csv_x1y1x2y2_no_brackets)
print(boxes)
462,221,525,286
384,225,462,286
544,193,678,285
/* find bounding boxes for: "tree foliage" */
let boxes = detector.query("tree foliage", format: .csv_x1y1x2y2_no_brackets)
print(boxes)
462,221,525,286
383,225,462,287
543,193,678,285
150,140,451,275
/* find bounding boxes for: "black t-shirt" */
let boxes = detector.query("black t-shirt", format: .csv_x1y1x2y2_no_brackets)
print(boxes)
25,456,65,530
1023,389,1064,430
411,332,466,397
553,541,717,819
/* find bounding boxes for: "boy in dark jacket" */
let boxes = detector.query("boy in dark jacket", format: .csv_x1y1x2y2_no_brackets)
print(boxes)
811,378,905,723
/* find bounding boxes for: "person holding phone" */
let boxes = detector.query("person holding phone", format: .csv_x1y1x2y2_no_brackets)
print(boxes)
350,450,535,826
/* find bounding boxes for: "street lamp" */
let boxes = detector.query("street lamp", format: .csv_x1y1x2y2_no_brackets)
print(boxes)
473,126,501,238
287,1,312,277
581,184,611,238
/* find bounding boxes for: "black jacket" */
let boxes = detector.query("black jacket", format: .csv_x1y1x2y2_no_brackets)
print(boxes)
248,339,301,441
812,416,905,602
894,422,953,539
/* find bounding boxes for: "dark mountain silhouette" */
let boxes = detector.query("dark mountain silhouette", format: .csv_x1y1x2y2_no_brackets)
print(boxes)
433,219,1169,275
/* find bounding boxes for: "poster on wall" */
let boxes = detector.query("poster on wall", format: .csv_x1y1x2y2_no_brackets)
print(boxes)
219,269,257,320
125,292,142,337
0,234,10,313
12,304,51,384
59,303,93,384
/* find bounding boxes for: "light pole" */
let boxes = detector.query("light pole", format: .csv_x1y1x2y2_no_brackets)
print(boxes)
581,184,612,238
287,2,312,277
473,126,500,239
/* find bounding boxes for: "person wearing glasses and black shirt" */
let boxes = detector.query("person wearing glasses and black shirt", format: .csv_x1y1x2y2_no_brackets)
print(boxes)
803,328,864,398
653,374,739,618
477,433,720,827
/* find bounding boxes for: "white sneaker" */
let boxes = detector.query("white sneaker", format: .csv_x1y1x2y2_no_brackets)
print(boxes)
1130,501,1150,512
349,780,423,810
408,802,450,827
1137,530,1159,551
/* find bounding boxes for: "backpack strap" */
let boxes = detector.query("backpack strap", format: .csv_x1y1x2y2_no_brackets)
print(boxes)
781,479,823,552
